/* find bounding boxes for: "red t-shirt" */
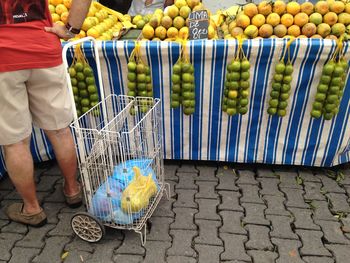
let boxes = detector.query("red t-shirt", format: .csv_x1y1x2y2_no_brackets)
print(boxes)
0,0,62,72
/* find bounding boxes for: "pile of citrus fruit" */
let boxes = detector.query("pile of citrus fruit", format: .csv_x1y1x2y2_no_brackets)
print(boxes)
221,0,350,40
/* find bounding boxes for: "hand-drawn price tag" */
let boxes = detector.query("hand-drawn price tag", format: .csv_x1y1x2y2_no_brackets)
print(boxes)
189,10,209,40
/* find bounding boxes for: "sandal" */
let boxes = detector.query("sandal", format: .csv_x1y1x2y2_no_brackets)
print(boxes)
63,182,83,208
5,203,47,227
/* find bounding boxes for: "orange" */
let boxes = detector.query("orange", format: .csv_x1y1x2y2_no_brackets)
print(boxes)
266,13,280,27
315,1,329,15
258,1,272,16
155,26,167,40
251,14,266,28
317,23,331,37
281,13,294,27
274,24,287,38
258,24,273,38
302,23,317,37
50,0,63,6
300,2,314,15
323,12,338,25
288,25,301,37
330,1,345,14
231,27,244,37
294,12,309,27
60,11,69,24
311,34,323,38
63,0,72,9
286,1,301,16
55,4,67,15
244,3,258,18
346,3,350,13
273,0,286,15
51,13,61,23
236,14,250,29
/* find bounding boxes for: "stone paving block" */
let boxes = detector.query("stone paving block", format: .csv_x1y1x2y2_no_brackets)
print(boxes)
302,256,334,263
144,241,171,263
276,171,303,189
219,211,246,235
176,173,198,190
220,233,251,262
152,198,175,218
0,177,15,190
86,241,120,263
166,256,196,263
245,225,274,251
296,229,332,256
147,217,172,241
115,231,145,255
271,238,304,263
299,170,321,183
341,214,350,233
0,219,9,229
325,244,350,263
340,169,350,185
166,180,177,199
194,219,222,246
42,164,61,176
256,169,277,178
247,250,278,263
195,244,223,263
242,203,270,226
236,170,258,185
0,190,10,201
289,208,320,230
316,174,345,193
304,182,326,201
43,183,66,203
0,233,23,261
196,165,218,182
164,164,179,182
62,251,92,263
5,191,47,204
281,188,309,208
240,184,264,204
42,202,66,224
326,193,350,213
36,175,61,192
174,189,197,209
311,200,337,222
1,221,28,234
177,164,198,173
32,236,71,263
345,185,350,197
216,168,238,191
195,199,220,221
65,237,94,253
267,215,298,240
167,230,197,257
259,177,284,196
9,247,40,263
170,207,197,230
16,224,55,248
264,195,290,216
48,213,74,236
113,254,143,263
218,191,243,212
195,181,218,199
315,220,350,244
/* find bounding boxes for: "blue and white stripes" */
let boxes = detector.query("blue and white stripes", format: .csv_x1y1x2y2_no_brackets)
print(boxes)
0,39,349,178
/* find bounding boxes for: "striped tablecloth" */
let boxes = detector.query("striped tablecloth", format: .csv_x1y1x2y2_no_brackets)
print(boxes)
1,39,349,177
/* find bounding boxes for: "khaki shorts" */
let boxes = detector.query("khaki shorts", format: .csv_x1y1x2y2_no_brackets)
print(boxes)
0,64,73,145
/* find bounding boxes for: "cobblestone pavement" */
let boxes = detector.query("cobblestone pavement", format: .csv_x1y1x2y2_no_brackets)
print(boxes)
0,160,350,263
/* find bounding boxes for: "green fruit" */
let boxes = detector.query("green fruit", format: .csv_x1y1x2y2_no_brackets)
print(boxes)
145,66,151,75
136,63,145,74
283,75,292,84
240,80,250,89
137,83,147,91
222,104,227,112
241,90,249,98
270,90,280,99
146,76,152,83
71,78,77,86
76,72,85,81
171,93,180,101
311,110,322,118
127,61,137,72
241,71,250,81
272,82,282,91
128,72,136,82
83,67,94,77
88,85,97,94
183,91,195,100
324,112,333,120
183,100,192,107
284,64,293,75
182,83,193,92
239,106,248,114
269,99,279,108
85,76,95,85
325,103,336,112
280,92,289,101
277,109,287,117
268,107,277,115
139,91,148,97
329,86,340,94
317,84,328,94
331,77,341,86
231,61,241,72
137,74,146,83
172,74,181,84
339,60,348,70
183,107,195,115
146,83,153,91
281,84,291,93
231,81,240,90
228,90,238,99
226,107,237,116
127,90,136,97
313,102,323,110
72,86,79,95
227,99,237,107
275,62,286,74
81,107,90,114
322,62,335,76
74,95,79,103
90,101,98,108
228,72,241,81
128,82,137,90
69,67,76,77
240,98,249,107
74,62,84,72
315,93,326,102
147,91,153,97
320,75,331,84
172,84,181,93
333,66,343,77
241,59,250,71
81,98,90,107
279,101,288,109
182,63,192,73
90,94,99,102
173,64,182,74
182,73,193,83
78,81,87,90
274,74,283,82
327,94,338,103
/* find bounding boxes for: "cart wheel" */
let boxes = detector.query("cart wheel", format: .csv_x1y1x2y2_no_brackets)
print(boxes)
71,212,105,243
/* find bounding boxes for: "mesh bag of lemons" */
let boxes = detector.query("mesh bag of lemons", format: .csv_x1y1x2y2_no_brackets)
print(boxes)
68,45,100,117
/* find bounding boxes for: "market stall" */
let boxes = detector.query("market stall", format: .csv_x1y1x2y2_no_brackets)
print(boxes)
0,38,349,179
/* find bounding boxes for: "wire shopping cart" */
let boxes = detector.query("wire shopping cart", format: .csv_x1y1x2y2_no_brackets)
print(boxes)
62,37,170,245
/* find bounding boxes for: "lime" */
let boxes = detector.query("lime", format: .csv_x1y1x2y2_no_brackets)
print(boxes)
311,109,322,118
230,81,239,90
272,82,282,91
147,91,153,97
267,107,277,115
322,63,335,76
317,84,328,94
327,94,338,103
228,90,238,99
172,74,181,84
145,66,151,75
239,106,248,114
173,84,181,93
315,93,326,102
90,94,99,102
76,72,85,81
137,83,147,91
182,73,193,83
78,81,87,90
128,82,137,90
227,99,237,107
69,67,76,77
74,95,79,103
171,100,180,108
182,83,192,92
128,72,136,82
226,107,237,116
324,112,334,120
79,89,89,98
224,81,231,88
270,90,279,99
241,59,250,71
81,98,90,107
284,64,293,75
146,76,152,83
136,63,145,74
182,100,192,107
240,80,250,89
137,74,146,83
74,62,84,72
329,86,340,94
281,84,291,93
232,61,241,72
85,76,95,85
183,107,195,115
320,75,331,84
325,103,336,112
229,72,241,81
171,93,180,101
72,86,79,95
277,109,287,117
333,107,339,115
127,61,137,72
240,98,249,107
283,75,292,84
71,78,77,86
188,100,195,107
90,101,98,108
275,62,286,74
88,85,97,94
241,90,249,98
147,83,153,91
274,74,283,82
339,60,348,70
181,63,192,73
339,90,343,97
241,71,250,81
222,104,227,112
83,67,94,77
280,92,289,101
81,107,90,114
269,99,279,108
333,66,343,77
331,77,341,86
224,89,229,96
183,92,195,100
173,64,182,74
279,101,288,109
313,102,323,110
139,91,148,97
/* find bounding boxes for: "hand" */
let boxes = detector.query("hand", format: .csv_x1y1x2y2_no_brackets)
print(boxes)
45,23,74,41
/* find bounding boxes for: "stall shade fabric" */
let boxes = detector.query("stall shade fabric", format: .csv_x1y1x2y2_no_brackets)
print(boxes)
0,39,349,178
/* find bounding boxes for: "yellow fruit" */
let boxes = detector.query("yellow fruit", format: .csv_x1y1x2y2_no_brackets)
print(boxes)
298,35,308,38
55,4,67,15
317,23,331,37
142,24,155,39
95,24,105,35
173,16,185,29
288,25,301,37
175,0,187,9
258,24,273,38
325,34,338,40
161,16,173,29
286,1,301,16
315,1,329,15
281,13,294,27
60,11,69,24
87,6,98,17
186,0,200,9
124,14,132,22
55,21,64,26
258,1,272,16
331,22,346,36
230,26,243,37
236,14,250,29
323,12,338,25
273,0,286,15
311,34,323,38
49,4,55,14
167,27,179,38
51,13,61,23
165,5,179,19
78,30,86,38
309,13,323,25
132,14,143,25
155,26,167,40
87,27,100,38
50,0,63,6
179,27,189,39
346,3,350,13
338,13,350,25
274,24,287,38
330,1,345,14
266,13,280,27
63,0,72,9
294,12,309,27
251,14,265,28
154,9,164,16
228,21,237,32
302,23,317,37
244,24,258,38
244,3,258,18
180,6,191,19
300,2,314,15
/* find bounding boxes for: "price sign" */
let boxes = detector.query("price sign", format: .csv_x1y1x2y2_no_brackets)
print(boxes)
189,10,209,40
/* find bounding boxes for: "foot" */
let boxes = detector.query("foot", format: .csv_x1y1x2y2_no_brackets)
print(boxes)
5,203,47,227
63,182,83,208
